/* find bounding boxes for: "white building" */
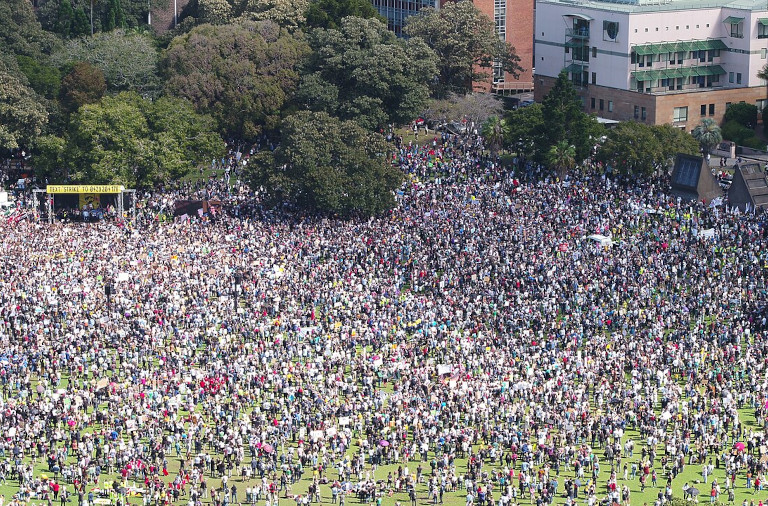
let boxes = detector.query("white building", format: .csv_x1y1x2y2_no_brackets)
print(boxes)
534,0,768,129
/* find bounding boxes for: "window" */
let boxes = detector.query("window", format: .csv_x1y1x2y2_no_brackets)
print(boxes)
592,46,597,58
608,100,613,112
599,99,604,110
757,99,768,112
678,52,683,65
641,107,647,120
565,46,570,54
762,48,767,59
701,104,707,116
673,106,688,122
634,105,640,119
603,21,619,41
591,97,596,109
737,73,742,84
591,72,597,85
726,102,732,109
709,104,715,115
760,23,768,39
729,72,734,83
730,22,743,38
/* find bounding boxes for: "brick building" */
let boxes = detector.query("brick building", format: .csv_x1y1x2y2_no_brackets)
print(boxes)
534,0,768,130
371,0,534,94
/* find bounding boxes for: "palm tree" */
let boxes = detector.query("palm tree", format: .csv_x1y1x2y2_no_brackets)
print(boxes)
692,118,722,157
481,115,508,158
546,140,576,178
758,62,768,84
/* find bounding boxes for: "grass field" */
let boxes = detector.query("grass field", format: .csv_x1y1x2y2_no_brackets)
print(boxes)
0,352,760,506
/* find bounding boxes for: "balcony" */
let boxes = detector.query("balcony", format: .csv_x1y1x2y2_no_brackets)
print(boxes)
566,28,590,39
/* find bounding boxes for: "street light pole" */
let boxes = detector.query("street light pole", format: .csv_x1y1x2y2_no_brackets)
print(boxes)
233,272,242,312
105,282,113,307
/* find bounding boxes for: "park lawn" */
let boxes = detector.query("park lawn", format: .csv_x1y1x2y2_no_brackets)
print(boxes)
5,330,760,506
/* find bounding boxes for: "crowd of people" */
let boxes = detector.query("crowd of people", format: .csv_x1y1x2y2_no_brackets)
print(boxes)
1,131,768,506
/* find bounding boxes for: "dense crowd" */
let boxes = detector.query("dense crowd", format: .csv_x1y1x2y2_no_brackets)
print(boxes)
1,133,768,506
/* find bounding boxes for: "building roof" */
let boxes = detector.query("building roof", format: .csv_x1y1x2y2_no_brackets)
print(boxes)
729,163,768,210
543,0,767,15
670,154,723,202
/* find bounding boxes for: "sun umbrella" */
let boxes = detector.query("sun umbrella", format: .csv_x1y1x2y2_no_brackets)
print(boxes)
379,440,390,447
735,442,745,451
689,487,700,496
262,444,274,454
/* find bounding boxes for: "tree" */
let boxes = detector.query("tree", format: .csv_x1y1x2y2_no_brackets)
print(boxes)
296,17,437,130
692,118,722,156
196,0,233,24
595,122,662,176
503,103,545,158
546,140,576,177
404,0,522,97
305,0,383,30
0,0,61,59
502,71,604,166
32,135,67,182
481,116,507,157
54,30,161,97
652,124,699,171
104,0,127,30
541,71,603,163
0,70,49,151
237,0,308,30
16,56,61,100
422,92,503,130
722,120,764,149
55,0,76,37
163,21,309,140
246,111,402,216
59,62,107,113
62,92,222,187
73,7,91,36
723,102,758,129
594,122,696,177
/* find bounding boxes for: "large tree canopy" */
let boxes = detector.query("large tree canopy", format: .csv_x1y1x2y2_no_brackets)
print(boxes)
0,70,49,151
163,20,308,141
54,29,161,97
246,111,402,216
59,61,107,114
296,17,436,130
0,0,61,59
237,0,308,30
304,0,383,30
595,121,699,176
503,72,603,168
60,92,222,187
404,0,522,97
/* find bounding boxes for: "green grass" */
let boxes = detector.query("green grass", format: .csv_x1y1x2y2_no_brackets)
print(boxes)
0,365,759,506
